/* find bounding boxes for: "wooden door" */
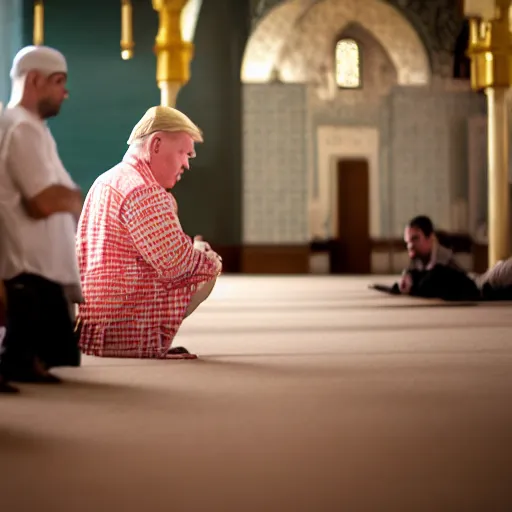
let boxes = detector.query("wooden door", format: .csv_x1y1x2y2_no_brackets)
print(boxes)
332,159,371,274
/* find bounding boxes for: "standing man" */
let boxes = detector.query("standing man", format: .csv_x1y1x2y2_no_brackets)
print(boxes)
76,106,222,360
0,46,83,390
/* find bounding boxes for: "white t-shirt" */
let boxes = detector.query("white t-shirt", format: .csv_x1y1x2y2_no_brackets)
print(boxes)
0,106,81,288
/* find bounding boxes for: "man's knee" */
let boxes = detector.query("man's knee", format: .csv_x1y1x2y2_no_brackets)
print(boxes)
482,258,512,289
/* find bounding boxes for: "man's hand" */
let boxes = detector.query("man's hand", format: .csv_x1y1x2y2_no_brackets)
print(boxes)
193,235,223,267
399,272,413,294
23,185,83,221
193,235,211,252
193,235,220,259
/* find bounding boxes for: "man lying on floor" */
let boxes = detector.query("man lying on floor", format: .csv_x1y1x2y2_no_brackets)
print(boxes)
75,106,222,360
372,215,480,301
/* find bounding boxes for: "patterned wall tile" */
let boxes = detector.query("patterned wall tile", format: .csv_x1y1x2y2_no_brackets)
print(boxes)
242,84,309,243
389,87,485,235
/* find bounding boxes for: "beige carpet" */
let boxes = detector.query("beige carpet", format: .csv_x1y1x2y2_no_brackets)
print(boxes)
1,275,512,512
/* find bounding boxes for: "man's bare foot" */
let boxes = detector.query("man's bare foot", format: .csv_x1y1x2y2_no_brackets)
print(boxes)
166,346,198,360
0,376,19,393
8,371,62,384
8,358,62,384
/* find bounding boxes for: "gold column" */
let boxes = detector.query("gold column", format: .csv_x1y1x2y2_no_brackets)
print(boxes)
33,0,44,46
152,0,193,107
120,0,135,60
465,1,512,266
487,87,510,264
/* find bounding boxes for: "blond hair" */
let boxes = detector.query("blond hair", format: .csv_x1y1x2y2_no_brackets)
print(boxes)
127,106,203,145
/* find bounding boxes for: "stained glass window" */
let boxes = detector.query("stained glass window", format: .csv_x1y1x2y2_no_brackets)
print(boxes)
335,38,361,88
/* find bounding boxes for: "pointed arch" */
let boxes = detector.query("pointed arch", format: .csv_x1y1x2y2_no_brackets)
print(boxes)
241,0,430,86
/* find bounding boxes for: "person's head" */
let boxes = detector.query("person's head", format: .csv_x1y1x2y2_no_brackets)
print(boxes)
9,45,69,119
404,215,435,260
127,106,203,189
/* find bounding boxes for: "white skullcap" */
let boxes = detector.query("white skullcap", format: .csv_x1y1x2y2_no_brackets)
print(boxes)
127,106,203,145
10,45,67,79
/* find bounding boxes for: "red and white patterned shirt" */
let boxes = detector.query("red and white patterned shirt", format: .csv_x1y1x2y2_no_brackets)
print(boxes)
76,152,221,358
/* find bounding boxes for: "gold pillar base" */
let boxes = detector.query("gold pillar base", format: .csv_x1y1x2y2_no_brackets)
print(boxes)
159,81,182,107
486,86,510,267
152,0,194,106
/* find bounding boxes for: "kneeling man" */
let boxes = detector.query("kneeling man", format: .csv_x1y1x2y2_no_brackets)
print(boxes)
76,106,222,359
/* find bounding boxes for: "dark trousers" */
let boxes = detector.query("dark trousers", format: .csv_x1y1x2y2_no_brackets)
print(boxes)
409,265,481,301
0,273,80,379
